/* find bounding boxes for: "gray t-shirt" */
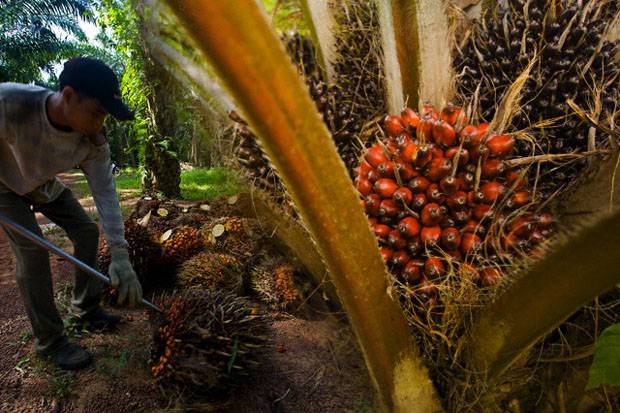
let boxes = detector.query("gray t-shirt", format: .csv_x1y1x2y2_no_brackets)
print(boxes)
0,82,127,248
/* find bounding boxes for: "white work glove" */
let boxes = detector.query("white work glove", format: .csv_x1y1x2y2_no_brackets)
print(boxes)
109,247,143,307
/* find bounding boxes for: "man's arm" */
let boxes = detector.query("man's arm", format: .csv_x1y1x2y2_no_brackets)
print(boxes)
79,144,128,248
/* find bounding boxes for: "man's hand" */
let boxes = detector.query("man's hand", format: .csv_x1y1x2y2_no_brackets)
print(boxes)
108,247,143,307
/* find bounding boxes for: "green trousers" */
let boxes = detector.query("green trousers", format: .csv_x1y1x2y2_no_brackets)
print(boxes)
0,187,103,353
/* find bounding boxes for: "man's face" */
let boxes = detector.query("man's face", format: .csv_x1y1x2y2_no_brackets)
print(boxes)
61,87,108,135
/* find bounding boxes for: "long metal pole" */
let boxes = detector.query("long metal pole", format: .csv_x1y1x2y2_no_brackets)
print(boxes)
0,211,163,313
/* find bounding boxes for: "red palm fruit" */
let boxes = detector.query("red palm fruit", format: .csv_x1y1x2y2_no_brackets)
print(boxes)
445,249,462,261
446,147,470,166
358,160,374,178
425,157,452,182
380,247,393,264
462,219,479,233
535,212,553,228
373,223,392,240
481,159,505,178
377,161,395,178
506,169,527,190
432,120,457,147
460,263,480,283
396,132,413,147
364,194,381,216
430,146,444,159
452,209,471,225
418,279,438,297
466,191,481,206
506,191,531,208
379,199,400,217
470,144,490,163
394,161,417,181
440,103,461,126
391,250,410,267
411,193,427,210
474,204,495,221
384,115,405,137
486,134,515,158
367,169,380,183
461,172,475,191
356,178,373,196
447,191,467,210
480,182,506,203
460,125,484,147
407,237,423,255
365,144,389,167
393,187,413,204
426,183,445,203
385,138,399,154
398,216,421,238
403,259,424,282
461,233,482,255
388,229,407,250
421,226,442,245
401,107,420,129
422,102,440,119
408,176,431,193
416,116,434,141
501,233,518,250
441,227,461,251
421,203,443,226
480,268,502,287
425,257,445,279
511,217,534,237
399,142,418,162
374,178,399,198
478,123,490,136
440,175,459,195
415,144,433,168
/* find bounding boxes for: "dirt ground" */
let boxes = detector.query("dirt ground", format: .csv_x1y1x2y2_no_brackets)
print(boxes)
0,174,376,412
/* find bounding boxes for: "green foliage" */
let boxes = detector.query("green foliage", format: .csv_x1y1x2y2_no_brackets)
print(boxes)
587,323,620,389
0,0,94,84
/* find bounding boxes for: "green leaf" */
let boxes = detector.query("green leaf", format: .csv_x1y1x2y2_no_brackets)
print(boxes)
587,323,620,389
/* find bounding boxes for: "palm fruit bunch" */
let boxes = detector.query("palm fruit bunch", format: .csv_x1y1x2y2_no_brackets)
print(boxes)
150,290,268,396
97,219,166,292
251,257,302,310
454,0,620,196
177,252,244,294
354,104,555,304
160,225,204,265
282,31,317,76
131,197,182,235
202,217,263,263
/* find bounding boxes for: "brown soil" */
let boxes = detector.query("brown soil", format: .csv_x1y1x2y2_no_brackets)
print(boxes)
0,174,376,412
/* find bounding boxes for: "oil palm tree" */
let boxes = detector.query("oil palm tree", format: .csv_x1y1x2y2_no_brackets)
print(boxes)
0,0,94,83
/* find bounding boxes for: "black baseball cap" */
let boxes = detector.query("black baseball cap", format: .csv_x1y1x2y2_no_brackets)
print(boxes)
59,57,134,121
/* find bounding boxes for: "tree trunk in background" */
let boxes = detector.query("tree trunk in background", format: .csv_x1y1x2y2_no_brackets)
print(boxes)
135,1,182,198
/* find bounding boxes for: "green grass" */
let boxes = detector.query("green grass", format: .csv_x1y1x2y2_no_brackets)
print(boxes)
72,167,241,202
180,167,241,201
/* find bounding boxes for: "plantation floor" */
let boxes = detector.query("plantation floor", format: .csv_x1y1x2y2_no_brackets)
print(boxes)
0,175,375,412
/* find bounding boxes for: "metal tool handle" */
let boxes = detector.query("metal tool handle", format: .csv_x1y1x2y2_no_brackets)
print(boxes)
0,211,163,313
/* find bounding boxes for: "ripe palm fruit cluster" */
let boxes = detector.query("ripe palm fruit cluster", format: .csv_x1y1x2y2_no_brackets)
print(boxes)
132,197,182,235
150,290,268,396
97,219,165,292
177,252,243,294
282,31,317,76
355,104,554,300
251,258,301,310
202,217,263,263
455,0,620,196
161,225,204,265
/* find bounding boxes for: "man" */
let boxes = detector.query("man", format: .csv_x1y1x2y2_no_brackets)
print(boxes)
0,57,142,370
